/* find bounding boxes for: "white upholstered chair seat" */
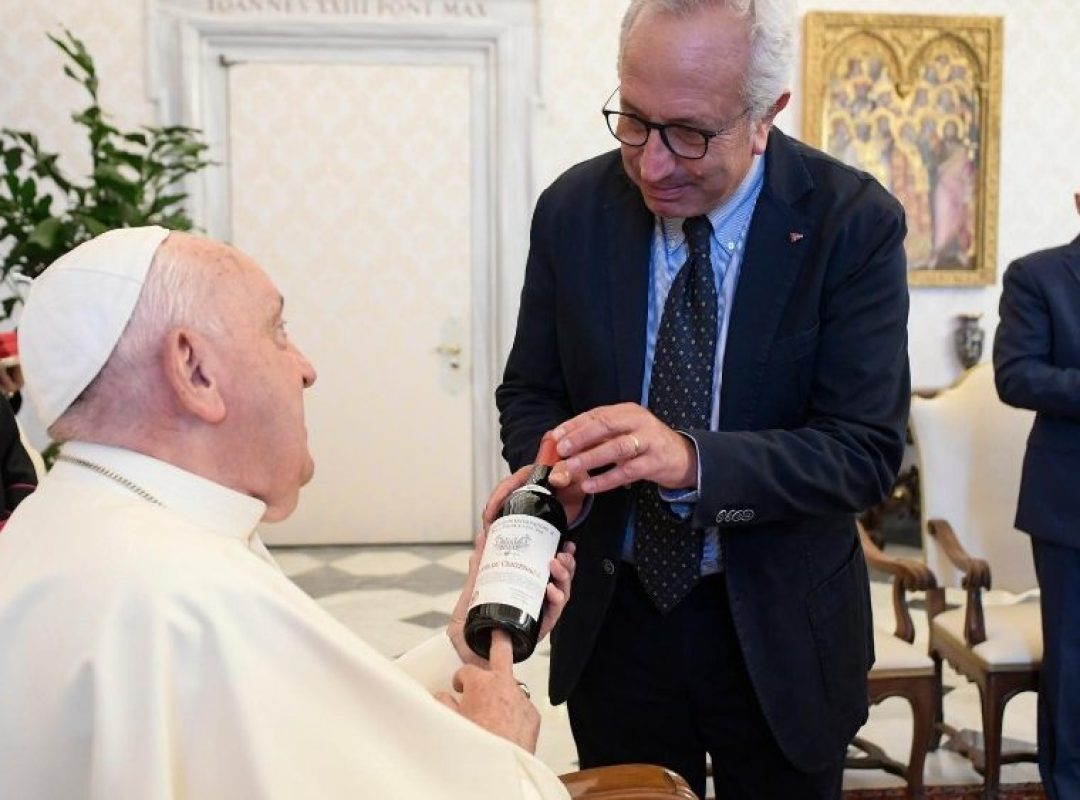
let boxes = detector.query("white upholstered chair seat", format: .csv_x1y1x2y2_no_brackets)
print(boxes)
871,630,934,674
930,603,1042,668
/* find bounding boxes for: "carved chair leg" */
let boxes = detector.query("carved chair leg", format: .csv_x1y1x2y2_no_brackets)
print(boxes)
978,676,1007,800
929,652,945,752
905,678,936,799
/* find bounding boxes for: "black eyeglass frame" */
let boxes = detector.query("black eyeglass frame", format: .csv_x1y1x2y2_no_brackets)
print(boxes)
601,88,752,160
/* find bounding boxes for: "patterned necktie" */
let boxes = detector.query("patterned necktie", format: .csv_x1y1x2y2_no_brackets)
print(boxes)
633,215,718,612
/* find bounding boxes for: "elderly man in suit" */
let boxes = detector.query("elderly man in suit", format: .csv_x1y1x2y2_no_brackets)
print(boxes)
994,190,1080,800
488,0,910,797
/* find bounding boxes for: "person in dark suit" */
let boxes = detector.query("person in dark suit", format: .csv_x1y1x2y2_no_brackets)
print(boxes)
485,1,910,797
993,191,1080,800
0,398,36,533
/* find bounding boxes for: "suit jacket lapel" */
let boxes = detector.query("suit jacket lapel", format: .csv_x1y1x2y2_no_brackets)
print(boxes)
721,130,813,430
1066,236,1080,285
604,166,655,403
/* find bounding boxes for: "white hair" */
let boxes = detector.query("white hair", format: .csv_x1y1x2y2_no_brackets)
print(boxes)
48,234,230,443
618,0,795,123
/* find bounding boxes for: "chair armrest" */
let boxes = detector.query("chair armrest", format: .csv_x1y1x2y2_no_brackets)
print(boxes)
559,764,698,799
859,523,937,644
926,518,990,645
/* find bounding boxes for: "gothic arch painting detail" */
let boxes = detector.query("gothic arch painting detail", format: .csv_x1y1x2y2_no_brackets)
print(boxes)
803,13,1003,286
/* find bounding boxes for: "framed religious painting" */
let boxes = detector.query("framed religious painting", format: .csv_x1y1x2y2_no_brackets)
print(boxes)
802,13,1004,286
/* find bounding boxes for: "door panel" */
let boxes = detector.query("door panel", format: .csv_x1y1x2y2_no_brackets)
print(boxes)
228,61,474,544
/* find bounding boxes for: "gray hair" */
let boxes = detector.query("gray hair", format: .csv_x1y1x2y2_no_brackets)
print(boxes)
48,234,230,442
618,0,795,123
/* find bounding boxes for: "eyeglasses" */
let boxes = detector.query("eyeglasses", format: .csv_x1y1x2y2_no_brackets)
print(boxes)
601,88,751,160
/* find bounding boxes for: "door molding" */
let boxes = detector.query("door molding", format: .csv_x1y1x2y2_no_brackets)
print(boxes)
147,0,540,519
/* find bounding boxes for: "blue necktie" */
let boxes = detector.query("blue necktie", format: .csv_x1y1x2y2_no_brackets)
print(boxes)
633,216,718,612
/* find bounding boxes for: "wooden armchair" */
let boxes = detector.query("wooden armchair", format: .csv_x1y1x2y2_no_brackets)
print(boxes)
848,523,938,799
560,764,697,799
908,363,1042,798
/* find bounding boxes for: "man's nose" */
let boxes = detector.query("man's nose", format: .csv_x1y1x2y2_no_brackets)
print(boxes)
638,131,675,181
292,343,317,388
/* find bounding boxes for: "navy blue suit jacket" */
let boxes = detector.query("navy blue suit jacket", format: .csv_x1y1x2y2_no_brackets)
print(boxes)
994,236,1080,547
496,129,910,771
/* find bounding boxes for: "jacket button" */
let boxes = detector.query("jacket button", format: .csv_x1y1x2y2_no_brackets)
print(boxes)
602,559,615,575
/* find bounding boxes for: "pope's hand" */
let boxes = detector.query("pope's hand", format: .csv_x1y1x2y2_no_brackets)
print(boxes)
436,630,541,752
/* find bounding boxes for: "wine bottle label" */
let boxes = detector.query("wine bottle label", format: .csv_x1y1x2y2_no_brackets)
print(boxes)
469,513,561,620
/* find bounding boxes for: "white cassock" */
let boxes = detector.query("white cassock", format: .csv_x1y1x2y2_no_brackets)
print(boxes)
0,442,569,800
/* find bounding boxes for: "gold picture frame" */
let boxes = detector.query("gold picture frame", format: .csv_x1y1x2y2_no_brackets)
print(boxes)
802,13,1003,286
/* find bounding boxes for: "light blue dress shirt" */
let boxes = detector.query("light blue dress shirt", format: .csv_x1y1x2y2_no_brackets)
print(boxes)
621,155,765,575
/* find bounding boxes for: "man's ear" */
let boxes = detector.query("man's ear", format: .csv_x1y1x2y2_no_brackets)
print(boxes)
163,329,226,424
751,91,791,155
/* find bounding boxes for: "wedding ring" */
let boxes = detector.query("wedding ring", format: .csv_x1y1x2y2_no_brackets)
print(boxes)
629,434,642,456
516,680,531,699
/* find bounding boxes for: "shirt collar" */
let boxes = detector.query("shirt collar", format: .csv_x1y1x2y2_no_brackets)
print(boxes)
661,154,764,255
57,441,268,541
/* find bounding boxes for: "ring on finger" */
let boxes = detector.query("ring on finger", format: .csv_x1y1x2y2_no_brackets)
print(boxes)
516,680,531,699
629,434,642,456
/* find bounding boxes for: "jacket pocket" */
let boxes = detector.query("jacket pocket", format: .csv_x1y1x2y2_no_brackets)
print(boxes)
806,541,871,726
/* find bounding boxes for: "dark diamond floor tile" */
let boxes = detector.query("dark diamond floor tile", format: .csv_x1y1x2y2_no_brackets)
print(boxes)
390,563,469,595
323,563,467,595
402,611,453,629
289,565,370,598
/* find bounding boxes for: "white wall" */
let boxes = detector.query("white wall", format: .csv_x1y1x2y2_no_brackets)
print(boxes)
0,1,156,178
3,0,1079,425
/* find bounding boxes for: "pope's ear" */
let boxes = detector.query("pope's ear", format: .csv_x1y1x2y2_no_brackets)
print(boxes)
163,329,226,424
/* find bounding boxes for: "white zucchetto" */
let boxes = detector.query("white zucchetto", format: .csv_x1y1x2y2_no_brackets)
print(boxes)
19,226,172,430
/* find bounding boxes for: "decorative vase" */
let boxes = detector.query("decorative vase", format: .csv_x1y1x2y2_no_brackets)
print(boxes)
954,313,985,369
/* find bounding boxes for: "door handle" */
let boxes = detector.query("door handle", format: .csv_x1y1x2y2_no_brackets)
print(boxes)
434,344,463,370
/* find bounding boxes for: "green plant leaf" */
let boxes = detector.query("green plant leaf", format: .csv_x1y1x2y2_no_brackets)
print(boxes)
114,151,144,172
160,212,193,231
92,163,133,186
80,216,109,237
19,178,38,205
3,173,18,196
27,217,63,250
3,148,22,173
12,131,39,150
149,193,185,214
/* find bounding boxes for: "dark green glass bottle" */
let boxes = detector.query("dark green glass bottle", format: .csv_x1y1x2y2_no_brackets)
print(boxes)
465,436,567,663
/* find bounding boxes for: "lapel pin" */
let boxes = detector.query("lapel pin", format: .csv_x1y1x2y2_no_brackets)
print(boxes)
789,231,804,244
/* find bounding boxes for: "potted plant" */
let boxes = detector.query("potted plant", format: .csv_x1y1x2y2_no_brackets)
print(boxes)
0,29,212,321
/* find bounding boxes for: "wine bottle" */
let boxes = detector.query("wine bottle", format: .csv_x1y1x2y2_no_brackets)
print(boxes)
465,435,568,663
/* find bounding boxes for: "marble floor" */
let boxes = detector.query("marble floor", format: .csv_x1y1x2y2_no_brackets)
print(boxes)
270,542,1041,794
